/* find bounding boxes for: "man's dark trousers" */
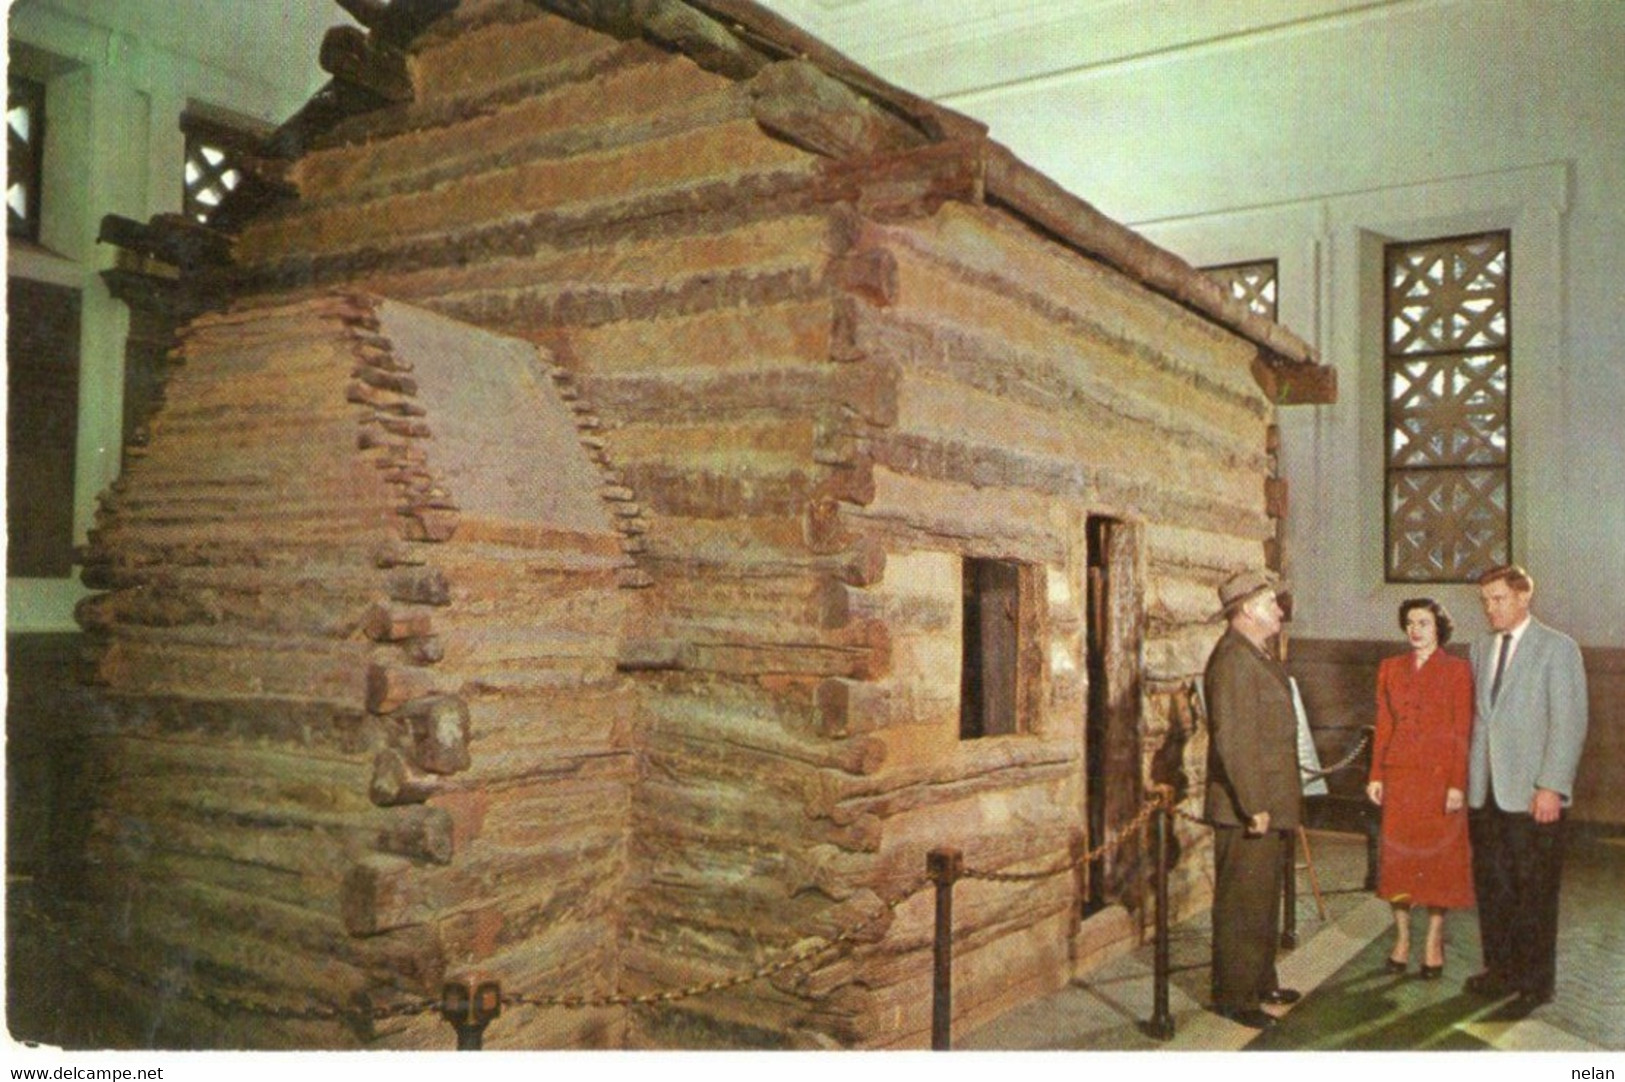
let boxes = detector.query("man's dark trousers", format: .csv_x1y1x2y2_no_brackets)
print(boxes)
1469,795,1566,998
1211,826,1284,1009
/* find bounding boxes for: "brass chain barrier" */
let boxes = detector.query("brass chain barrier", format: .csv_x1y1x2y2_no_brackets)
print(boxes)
1300,728,1372,781
959,788,1173,884
12,875,934,1022
13,781,1250,1028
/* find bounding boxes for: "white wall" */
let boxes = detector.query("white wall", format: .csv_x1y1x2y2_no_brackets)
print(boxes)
6,0,348,632
770,0,1625,649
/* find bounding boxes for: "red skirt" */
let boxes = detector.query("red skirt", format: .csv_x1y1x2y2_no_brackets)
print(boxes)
1376,766,1475,909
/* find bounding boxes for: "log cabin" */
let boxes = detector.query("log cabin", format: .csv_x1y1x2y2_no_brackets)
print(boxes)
25,0,1340,1049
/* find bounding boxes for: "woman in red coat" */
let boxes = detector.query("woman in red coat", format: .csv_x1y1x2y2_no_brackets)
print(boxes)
1365,598,1475,978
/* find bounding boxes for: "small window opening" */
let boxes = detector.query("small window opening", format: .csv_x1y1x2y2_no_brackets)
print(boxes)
8,75,46,241
960,557,1036,740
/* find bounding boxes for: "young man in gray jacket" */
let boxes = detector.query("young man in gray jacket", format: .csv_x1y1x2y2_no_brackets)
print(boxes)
1464,564,1589,1013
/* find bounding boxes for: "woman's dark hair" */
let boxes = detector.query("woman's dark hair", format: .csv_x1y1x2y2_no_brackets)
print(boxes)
1398,597,1454,645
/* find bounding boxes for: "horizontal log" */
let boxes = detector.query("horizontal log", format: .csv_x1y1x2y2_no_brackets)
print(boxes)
748,59,922,161
241,116,818,263
407,2,640,104
982,142,1329,389
638,0,772,81
639,783,880,857
1144,623,1226,682
647,693,888,775
472,776,632,850
95,634,371,706
375,804,456,864
805,734,1077,820
1144,521,1261,576
98,212,232,268
866,436,1271,541
866,261,1269,457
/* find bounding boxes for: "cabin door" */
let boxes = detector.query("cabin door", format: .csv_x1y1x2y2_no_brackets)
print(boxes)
1083,516,1144,916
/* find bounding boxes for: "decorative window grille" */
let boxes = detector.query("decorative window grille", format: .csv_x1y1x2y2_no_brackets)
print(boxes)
1384,230,1511,582
182,111,261,224
8,75,46,240
1204,259,1278,322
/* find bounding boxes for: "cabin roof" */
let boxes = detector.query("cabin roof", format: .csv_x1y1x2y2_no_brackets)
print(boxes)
115,0,1334,403
481,0,1336,402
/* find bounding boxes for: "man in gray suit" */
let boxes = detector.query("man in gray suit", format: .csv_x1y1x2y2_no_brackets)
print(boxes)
1202,569,1302,1029
1464,564,1589,1012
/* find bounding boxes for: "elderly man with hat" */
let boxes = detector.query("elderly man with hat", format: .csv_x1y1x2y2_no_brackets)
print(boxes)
1202,568,1303,1028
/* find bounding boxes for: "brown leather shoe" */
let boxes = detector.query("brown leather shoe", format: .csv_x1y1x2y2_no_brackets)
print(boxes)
1261,987,1302,1005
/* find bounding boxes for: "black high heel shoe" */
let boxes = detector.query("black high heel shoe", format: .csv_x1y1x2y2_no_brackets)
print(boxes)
1385,956,1409,975
1419,963,1444,980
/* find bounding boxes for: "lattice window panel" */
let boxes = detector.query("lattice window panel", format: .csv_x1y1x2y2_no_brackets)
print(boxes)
181,110,269,225
8,76,45,241
183,135,244,224
1384,231,1511,582
1204,259,1278,322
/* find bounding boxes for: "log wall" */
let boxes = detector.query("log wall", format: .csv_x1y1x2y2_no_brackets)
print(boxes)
73,292,638,1049
74,0,1288,1049
807,204,1274,1041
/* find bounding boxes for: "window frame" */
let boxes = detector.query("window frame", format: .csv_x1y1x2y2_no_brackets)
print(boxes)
1203,257,1279,322
8,74,47,242
1381,228,1513,584
959,556,1042,740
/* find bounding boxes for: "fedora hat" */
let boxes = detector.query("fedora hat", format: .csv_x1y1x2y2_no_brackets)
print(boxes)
1216,569,1286,619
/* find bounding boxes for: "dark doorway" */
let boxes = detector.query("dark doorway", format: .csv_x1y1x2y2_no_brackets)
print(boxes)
1083,516,1144,916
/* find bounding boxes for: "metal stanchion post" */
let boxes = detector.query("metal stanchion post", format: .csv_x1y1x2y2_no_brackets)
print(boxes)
1280,830,1298,949
927,847,963,1051
441,976,502,1050
1146,799,1175,1040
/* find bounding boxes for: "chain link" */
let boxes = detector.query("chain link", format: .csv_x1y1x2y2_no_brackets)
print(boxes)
1300,728,1372,781
504,874,933,1011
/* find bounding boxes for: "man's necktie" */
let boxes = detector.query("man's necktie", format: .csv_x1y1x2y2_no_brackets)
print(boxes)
1490,632,1513,705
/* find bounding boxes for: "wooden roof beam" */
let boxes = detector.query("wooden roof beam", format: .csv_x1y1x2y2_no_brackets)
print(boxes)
1253,354,1338,407
320,25,413,103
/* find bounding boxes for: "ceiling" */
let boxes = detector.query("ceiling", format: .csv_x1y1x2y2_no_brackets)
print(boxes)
752,0,1409,103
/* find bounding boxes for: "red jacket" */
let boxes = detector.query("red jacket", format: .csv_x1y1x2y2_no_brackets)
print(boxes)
1369,650,1474,791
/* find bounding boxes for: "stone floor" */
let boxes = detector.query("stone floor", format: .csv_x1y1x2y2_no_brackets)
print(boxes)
961,828,1625,1053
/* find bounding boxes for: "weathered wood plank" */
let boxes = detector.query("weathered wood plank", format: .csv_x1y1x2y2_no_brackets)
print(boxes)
239,118,818,264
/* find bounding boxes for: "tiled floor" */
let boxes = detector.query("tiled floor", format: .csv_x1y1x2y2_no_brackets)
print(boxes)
962,828,1624,1052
